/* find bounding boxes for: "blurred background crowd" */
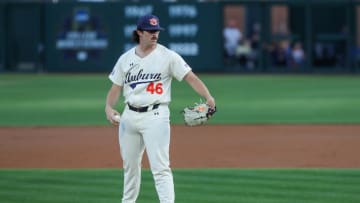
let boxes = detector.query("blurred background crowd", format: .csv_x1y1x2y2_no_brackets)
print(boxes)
1,0,359,73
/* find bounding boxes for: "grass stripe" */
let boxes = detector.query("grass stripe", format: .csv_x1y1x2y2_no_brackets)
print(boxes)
1,169,360,203
1,74,360,126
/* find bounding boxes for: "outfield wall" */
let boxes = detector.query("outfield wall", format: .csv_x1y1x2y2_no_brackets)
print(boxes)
1,0,360,73
44,2,222,72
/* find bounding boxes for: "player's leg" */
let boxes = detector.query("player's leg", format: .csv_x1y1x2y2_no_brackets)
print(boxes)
142,106,174,203
119,113,145,203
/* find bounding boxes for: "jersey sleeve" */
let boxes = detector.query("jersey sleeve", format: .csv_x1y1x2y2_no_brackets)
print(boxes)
108,56,125,86
169,51,192,81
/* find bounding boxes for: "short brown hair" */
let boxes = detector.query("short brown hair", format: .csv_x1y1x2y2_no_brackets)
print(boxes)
132,30,140,44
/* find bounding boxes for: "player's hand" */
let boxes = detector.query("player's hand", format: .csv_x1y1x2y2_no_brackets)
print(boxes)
206,96,215,109
206,96,216,118
105,107,120,126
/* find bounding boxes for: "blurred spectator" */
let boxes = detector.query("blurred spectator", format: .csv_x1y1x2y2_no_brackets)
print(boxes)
313,25,350,67
314,42,336,66
249,22,261,50
269,40,292,67
353,46,360,68
236,39,256,69
291,42,305,67
223,19,242,65
335,25,349,67
247,22,261,68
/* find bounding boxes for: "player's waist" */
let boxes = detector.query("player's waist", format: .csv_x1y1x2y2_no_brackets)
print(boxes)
127,103,165,113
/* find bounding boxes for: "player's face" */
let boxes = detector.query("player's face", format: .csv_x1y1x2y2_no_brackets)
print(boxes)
139,30,160,46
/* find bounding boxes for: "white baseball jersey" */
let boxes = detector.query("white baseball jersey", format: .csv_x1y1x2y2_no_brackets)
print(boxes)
109,44,191,107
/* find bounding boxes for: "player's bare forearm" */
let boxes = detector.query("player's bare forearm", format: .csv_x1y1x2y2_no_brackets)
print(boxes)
184,71,215,108
106,84,122,109
105,84,122,125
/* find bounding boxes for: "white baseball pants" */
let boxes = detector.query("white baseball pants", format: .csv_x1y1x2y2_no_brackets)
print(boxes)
118,105,174,203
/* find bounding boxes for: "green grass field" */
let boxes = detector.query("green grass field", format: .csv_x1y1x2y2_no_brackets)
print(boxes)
0,74,360,126
0,169,360,203
1,74,360,203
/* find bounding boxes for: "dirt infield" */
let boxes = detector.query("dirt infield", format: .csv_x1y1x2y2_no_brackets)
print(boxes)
1,125,360,168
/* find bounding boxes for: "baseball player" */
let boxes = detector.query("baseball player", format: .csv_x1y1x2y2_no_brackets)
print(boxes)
105,14,215,203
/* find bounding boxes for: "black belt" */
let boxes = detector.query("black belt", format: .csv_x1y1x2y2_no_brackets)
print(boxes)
128,103,160,113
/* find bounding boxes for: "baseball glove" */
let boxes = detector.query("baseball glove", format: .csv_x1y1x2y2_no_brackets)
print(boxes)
182,101,217,126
